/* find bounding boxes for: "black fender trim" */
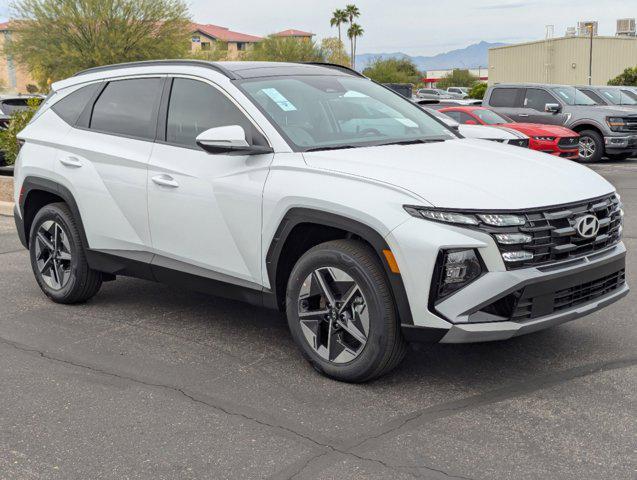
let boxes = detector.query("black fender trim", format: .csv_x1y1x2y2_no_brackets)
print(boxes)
265,208,414,325
19,176,90,249
401,325,448,343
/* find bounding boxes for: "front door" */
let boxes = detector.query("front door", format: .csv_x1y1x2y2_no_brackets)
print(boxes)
147,77,273,287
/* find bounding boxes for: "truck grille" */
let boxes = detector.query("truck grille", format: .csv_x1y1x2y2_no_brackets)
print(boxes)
558,136,578,148
491,194,623,270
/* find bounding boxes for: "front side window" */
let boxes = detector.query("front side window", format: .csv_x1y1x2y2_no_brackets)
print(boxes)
524,89,558,111
579,89,605,104
90,78,163,140
489,88,521,108
240,76,456,151
166,78,262,149
552,86,596,106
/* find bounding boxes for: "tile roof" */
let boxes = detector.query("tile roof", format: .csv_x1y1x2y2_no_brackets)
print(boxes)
273,29,314,37
192,23,262,43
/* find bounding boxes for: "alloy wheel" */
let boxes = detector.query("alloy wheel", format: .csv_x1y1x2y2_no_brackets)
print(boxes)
297,267,369,364
579,136,596,160
34,220,72,290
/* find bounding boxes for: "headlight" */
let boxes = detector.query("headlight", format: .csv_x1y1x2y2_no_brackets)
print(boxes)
405,207,526,227
494,233,532,244
432,249,483,300
533,136,556,141
606,117,628,132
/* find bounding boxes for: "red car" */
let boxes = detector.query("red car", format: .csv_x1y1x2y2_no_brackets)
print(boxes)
440,106,580,160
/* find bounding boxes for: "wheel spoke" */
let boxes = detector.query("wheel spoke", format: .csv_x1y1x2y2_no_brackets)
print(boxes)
313,269,336,306
37,232,54,252
39,256,53,275
299,309,330,320
337,317,367,345
57,251,72,261
338,284,360,314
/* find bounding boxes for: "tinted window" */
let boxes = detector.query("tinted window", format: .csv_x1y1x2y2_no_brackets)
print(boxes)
489,88,521,107
52,84,99,125
0,98,30,115
443,111,462,122
524,89,557,111
166,78,260,149
579,89,605,104
90,78,163,140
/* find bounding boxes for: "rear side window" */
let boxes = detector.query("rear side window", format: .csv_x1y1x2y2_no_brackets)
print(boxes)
52,84,100,125
524,88,558,111
166,78,263,149
489,88,521,107
90,78,163,140
0,98,30,115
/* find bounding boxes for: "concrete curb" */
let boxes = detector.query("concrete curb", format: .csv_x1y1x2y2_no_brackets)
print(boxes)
0,201,14,217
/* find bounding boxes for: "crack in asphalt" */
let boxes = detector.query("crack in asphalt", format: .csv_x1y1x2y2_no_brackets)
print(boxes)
2,335,635,480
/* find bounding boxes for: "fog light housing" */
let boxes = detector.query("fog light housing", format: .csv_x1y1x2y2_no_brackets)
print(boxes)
433,249,483,301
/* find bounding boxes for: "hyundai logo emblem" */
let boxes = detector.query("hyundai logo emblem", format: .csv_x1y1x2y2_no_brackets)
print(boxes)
575,215,600,239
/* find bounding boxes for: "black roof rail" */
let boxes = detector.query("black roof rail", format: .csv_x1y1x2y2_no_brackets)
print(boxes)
300,62,366,78
73,59,238,80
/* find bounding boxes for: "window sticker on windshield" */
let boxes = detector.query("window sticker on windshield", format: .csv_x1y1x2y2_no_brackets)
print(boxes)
261,88,297,111
344,90,368,98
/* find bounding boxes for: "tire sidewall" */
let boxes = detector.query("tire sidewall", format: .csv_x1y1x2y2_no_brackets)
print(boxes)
578,130,603,163
29,205,81,301
286,246,393,382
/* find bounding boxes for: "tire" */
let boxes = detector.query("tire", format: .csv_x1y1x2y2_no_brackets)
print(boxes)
578,130,604,163
29,202,102,304
285,239,407,383
606,152,633,161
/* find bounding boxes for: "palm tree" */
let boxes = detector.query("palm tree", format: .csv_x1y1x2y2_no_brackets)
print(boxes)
348,23,364,69
330,9,348,44
344,4,361,66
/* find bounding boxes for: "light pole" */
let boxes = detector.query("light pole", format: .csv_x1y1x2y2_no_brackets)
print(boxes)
585,22,594,85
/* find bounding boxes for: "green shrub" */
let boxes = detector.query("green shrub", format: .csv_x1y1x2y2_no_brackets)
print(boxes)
468,82,488,100
0,97,41,165
608,67,637,86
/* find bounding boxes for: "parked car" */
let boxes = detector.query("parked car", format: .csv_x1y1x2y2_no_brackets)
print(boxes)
576,85,637,108
0,94,43,169
440,106,579,159
425,108,530,148
13,61,627,382
447,87,469,98
416,88,457,100
483,83,637,162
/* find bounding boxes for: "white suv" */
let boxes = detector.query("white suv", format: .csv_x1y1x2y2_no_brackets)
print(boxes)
13,61,628,382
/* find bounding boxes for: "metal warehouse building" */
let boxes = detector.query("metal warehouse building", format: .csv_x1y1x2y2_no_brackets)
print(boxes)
488,36,637,85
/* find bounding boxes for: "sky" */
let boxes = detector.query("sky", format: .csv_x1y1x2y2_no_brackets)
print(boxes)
1,0,636,56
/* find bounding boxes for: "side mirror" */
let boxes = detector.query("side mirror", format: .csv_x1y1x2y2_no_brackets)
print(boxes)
196,125,272,155
545,103,561,114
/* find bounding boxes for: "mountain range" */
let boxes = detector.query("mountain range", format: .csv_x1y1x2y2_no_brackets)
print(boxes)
355,41,507,72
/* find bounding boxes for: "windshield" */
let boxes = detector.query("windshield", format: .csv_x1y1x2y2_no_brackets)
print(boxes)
598,88,637,105
472,109,512,125
552,86,596,105
240,76,457,151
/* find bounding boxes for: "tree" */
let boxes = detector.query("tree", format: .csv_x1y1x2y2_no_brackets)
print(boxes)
247,35,324,62
0,97,41,165
362,58,422,84
435,69,478,90
344,4,360,67
468,82,487,100
347,23,363,69
5,0,192,89
330,9,348,44
608,67,637,86
321,37,349,67
26,84,39,93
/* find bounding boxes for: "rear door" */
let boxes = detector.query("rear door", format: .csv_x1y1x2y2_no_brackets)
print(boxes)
56,76,163,253
487,87,526,121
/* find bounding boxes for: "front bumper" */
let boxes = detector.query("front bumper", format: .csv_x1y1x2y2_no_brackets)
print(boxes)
438,246,628,342
604,135,637,153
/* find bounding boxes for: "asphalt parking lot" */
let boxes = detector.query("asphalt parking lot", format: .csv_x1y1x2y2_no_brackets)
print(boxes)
0,161,636,480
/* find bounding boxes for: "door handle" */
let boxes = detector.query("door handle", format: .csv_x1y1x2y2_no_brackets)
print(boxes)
518,114,530,117
59,156,83,168
152,174,179,188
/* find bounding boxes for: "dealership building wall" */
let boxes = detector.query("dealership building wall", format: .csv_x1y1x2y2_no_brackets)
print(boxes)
488,36,637,86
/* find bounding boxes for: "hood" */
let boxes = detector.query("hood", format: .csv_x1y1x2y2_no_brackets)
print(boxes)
303,139,614,210
506,123,578,137
458,124,517,140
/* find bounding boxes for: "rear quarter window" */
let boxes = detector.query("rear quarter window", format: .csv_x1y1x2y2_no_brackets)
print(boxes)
51,83,100,125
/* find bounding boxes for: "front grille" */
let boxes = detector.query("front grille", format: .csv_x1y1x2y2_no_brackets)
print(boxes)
510,269,625,321
558,136,578,148
508,138,529,148
624,119,637,131
492,194,623,270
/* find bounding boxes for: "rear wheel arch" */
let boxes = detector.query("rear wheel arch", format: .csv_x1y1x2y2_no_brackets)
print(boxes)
20,177,88,249
265,208,414,325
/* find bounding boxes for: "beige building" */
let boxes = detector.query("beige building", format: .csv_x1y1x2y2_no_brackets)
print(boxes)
489,36,637,85
0,22,36,93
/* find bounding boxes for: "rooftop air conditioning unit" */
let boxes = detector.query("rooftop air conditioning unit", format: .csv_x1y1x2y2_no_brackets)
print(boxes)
617,18,636,36
565,27,577,37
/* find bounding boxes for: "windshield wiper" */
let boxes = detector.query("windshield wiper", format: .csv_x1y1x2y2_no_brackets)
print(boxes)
304,145,358,152
377,139,446,146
